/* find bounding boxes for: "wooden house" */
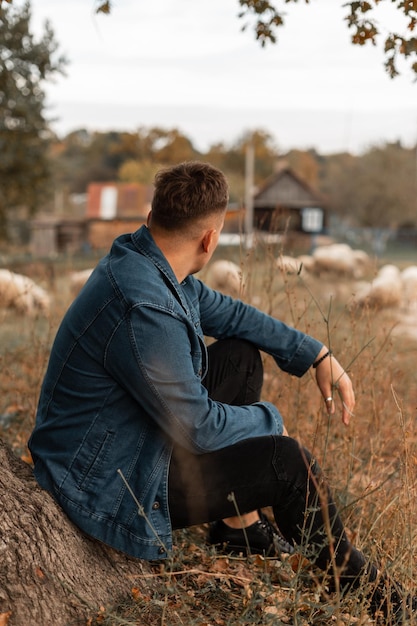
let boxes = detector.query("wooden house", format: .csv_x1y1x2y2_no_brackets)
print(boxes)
253,163,326,237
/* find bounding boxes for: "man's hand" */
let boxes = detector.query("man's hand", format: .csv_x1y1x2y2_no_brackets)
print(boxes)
313,348,355,426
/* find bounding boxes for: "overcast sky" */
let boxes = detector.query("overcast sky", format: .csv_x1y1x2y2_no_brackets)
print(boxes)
24,0,417,155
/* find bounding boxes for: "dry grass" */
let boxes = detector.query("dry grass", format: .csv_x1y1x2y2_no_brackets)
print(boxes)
1,245,416,625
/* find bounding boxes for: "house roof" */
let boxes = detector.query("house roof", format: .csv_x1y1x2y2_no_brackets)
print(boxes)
253,162,326,210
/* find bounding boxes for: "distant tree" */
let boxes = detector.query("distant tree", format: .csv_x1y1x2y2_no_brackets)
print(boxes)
285,149,320,188
321,143,417,228
204,142,228,170
89,131,136,173
54,127,200,193
55,130,140,193
0,1,67,238
207,129,278,183
151,128,200,164
50,129,92,195
204,130,278,203
118,159,161,184
92,0,417,78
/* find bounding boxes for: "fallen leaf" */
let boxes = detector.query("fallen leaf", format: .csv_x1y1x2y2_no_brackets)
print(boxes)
131,586,141,600
4,403,24,414
21,450,33,464
288,552,311,572
211,557,230,572
264,606,291,622
252,554,266,566
0,612,12,626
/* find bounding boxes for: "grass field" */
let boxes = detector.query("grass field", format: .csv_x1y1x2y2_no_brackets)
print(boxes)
1,240,416,625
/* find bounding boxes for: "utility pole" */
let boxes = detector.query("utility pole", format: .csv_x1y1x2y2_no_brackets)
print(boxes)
244,139,255,249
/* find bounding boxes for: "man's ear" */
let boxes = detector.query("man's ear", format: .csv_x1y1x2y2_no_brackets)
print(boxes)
201,229,216,253
146,210,152,227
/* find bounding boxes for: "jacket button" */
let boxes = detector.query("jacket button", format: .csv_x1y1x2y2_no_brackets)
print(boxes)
158,546,165,554
152,501,160,510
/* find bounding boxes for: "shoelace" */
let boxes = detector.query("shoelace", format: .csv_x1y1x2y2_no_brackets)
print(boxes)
258,515,283,545
258,513,294,554
259,518,274,540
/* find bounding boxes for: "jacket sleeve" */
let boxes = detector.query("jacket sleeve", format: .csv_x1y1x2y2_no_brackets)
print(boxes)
104,304,283,455
195,279,323,377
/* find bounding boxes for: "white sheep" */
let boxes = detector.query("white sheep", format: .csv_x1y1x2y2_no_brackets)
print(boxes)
276,255,304,275
352,264,402,309
312,244,371,279
296,254,315,274
401,265,417,311
203,259,242,298
0,269,50,316
351,249,373,278
69,268,94,297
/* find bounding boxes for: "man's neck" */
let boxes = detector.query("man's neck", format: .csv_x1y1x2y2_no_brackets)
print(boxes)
149,228,198,283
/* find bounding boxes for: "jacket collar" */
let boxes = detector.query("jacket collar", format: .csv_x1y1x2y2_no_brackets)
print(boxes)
131,225,192,314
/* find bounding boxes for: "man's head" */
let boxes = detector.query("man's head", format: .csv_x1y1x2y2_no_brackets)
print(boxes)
150,161,229,232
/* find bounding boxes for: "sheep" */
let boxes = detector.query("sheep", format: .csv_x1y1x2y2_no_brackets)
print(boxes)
203,259,242,298
312,244,371,279
296,254,315,274
352,264,402,309
0,269,50,316
350,249,373,278
276,255,304,275
69,268,94,297
401,265,417,311
312,243,356,276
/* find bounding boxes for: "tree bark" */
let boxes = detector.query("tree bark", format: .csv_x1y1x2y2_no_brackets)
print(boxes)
0,438,152,626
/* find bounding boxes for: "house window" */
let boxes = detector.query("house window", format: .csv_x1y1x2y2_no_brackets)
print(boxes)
100,187,118,220
302,208,323,233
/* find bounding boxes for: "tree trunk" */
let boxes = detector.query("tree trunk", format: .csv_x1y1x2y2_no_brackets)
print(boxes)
0,438,152,626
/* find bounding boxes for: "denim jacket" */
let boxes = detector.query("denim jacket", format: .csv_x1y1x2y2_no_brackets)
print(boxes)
28,226,323,560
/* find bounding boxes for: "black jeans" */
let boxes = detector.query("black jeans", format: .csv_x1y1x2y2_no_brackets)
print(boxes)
168,338,376,588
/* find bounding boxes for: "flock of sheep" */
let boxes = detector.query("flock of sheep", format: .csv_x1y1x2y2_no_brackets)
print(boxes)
1,243,417,319
205,243,417,316
278,243,417,311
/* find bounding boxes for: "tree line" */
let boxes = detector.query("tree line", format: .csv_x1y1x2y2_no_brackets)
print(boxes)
50,127,417,232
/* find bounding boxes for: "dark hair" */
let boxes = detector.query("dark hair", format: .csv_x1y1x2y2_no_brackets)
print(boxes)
151,161,229,231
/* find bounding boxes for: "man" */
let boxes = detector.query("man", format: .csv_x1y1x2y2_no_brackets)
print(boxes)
29,161,415,621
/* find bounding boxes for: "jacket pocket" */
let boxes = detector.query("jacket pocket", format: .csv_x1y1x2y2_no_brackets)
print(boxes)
76,429,116,491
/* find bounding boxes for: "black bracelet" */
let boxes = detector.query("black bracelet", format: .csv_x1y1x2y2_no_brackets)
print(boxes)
312,350,332,369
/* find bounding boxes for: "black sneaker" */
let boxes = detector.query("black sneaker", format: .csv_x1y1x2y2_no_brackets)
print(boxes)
208,511,294,557
368,577,417,623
